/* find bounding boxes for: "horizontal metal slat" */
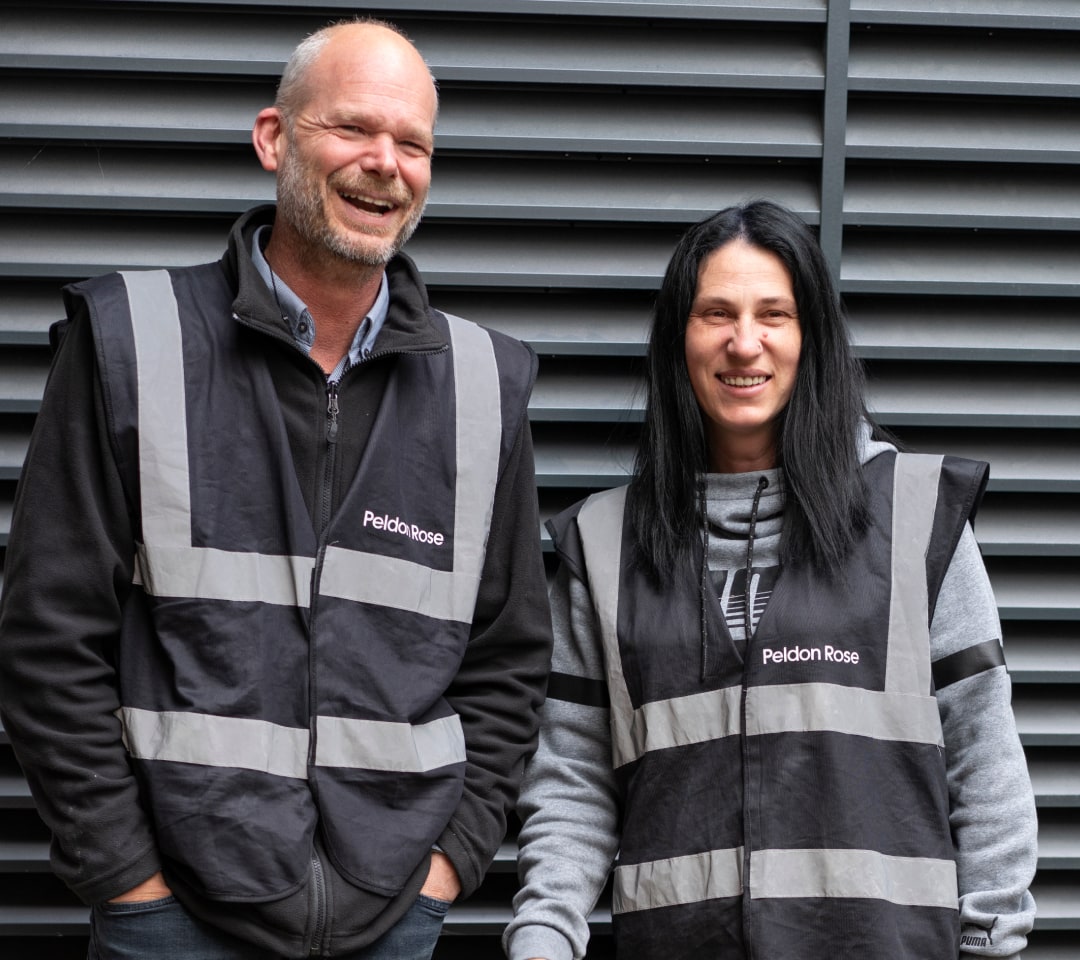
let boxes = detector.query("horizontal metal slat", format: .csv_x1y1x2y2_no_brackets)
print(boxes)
0,145,273,216
844,166,1080,232
895,428,1080,494
849,31,1080,98
0,145,821,225
0,281,62,345
841,230,1080,296
534,436,634,488
987,562,1080,621
14,0,829,24
0,841,50,873
851,0,1079,30
437,90,822,157
0,10,828,90
1029,757,1080,807
0,76,271,145
1006,628,1080,684
0,429,29,480
812,362,1075,427
0,77,822,157
1030,880,1080,929
845,295,1080,362
434,290,651,357
974,499,1080,558
1037,815,1080,870
1014,693,1080,746
0,777,32,810
0,905,86,935
847,97,1080,163
0,357,47,414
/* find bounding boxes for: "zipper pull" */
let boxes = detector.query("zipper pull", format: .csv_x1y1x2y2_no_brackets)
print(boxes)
326,382,339,443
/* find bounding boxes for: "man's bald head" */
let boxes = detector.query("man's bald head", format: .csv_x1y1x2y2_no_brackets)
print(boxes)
275,18,438,128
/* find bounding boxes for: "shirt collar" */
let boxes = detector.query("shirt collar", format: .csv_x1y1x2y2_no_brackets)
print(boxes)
251,224,389,380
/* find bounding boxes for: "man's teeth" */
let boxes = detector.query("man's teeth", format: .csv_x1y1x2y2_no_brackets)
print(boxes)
722,375,768,387
342,192,394,213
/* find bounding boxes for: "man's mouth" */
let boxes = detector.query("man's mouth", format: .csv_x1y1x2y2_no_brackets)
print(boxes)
721,375,768,387
339,191,398,216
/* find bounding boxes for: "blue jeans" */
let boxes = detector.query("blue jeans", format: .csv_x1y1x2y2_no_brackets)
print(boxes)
87,893,451,960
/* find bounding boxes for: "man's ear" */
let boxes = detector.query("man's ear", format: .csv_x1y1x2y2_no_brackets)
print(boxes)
252,107,286,173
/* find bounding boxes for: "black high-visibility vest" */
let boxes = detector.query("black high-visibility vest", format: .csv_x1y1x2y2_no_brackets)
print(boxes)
73,266,534,900
549,451,988,959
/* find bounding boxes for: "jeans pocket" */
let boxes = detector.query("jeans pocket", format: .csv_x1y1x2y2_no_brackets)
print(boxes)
415,893,452,916
97,894,178,915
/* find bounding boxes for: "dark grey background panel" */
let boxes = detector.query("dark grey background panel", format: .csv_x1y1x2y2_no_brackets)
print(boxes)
0,0,1076,955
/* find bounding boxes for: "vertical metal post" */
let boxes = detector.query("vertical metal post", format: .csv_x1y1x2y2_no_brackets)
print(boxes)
820,0,852,279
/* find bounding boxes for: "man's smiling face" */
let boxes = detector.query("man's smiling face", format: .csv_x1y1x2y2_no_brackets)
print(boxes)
273,24,437,267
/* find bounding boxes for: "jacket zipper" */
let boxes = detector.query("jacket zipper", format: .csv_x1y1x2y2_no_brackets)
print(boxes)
309,848,327,956
305,383,340,956
320,381,340,537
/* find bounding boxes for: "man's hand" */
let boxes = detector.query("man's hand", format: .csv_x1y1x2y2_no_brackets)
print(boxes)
419,850,461,903
107,870,172,903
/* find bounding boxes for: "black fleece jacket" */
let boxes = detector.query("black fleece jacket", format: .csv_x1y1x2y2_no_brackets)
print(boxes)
0,206,553,954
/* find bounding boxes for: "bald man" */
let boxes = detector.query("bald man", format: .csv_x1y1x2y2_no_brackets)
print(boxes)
0,19,552,960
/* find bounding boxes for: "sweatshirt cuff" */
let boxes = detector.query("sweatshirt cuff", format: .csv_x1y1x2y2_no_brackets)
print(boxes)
507,924,576,960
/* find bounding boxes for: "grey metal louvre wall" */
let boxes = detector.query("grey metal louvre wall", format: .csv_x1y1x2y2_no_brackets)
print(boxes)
0,0,1077,956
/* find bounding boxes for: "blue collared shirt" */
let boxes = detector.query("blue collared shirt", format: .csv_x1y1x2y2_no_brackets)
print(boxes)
252,225,389,383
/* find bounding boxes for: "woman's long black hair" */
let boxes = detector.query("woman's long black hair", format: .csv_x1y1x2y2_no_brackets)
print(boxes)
626,199,876,583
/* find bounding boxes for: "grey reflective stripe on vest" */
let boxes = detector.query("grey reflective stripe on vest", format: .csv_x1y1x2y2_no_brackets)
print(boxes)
117,707,465,776
123,270,314,607
599,678,942,765
575,485,639,768
751,848,957,909
318,314,500,622
613,846,957,915
122,276,500,622
613,847,743,914
629,686,742,763
316,714,465,771
745,682,943,746
117,706,309,780
887,453,944,695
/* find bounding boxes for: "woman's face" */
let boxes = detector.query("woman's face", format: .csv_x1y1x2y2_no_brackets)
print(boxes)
684,238,802,472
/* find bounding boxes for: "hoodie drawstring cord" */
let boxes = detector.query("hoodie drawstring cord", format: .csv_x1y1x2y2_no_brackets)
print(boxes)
700,473,770,682
744,475,770,644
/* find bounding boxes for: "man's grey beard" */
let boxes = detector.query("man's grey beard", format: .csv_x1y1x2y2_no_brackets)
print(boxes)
276,146,427,268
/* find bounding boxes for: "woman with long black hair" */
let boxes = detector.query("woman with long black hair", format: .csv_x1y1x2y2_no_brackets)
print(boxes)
505,200,1036,960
